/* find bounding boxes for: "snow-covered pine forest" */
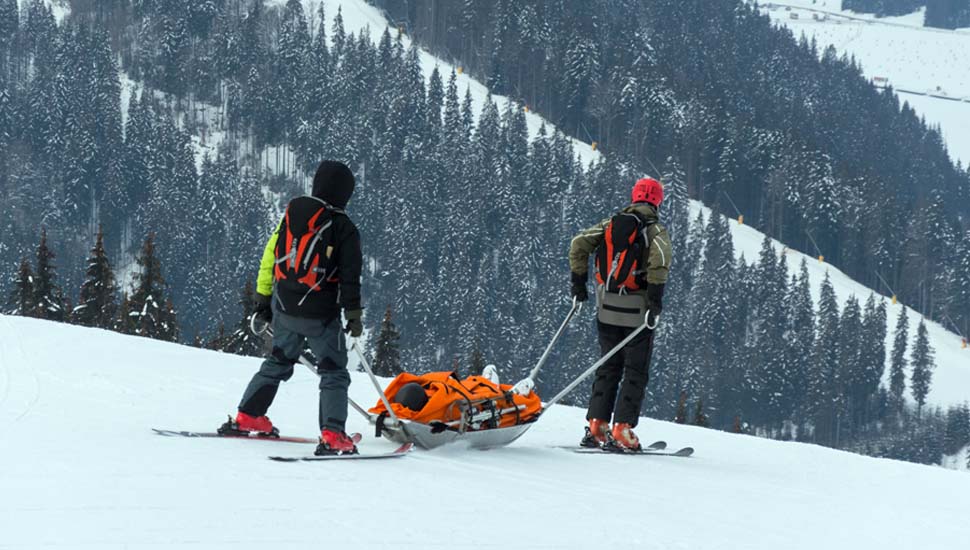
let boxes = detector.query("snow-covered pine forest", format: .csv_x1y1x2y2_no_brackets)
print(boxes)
1,0,969,466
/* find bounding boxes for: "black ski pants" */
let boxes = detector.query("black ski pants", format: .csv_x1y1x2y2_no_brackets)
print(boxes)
586,320,655,427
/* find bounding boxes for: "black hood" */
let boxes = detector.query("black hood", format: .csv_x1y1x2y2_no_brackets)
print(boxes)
312,161,356,209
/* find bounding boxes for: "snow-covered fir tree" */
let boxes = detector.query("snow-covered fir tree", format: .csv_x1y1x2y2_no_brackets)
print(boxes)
371,306,402,378
910,318,935,417
889,307,910,414
4,259,35,316
943,404,970,456
221,281,263,358
810,273,840,445
32,229,66,322
73,226,118,329
127,234,178,342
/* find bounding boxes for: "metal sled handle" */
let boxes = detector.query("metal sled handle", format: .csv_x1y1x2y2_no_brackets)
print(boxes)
525,297,582,384
249,313,269,336
352,340,405,429
542,311,660,411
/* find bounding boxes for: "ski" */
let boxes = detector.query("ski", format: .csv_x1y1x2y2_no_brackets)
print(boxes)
573,446,694,458
152,428,362,445
553,440,667,452
269,442,414,462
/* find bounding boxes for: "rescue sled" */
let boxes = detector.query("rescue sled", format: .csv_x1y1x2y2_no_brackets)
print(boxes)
353,296,659,450
349,299,584,450
253,296,658,451
361,367,542,450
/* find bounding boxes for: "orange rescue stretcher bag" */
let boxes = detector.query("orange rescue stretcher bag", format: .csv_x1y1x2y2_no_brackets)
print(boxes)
369,371,542,434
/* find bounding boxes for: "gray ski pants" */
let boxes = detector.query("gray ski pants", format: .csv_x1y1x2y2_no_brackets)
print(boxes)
238,309,351,432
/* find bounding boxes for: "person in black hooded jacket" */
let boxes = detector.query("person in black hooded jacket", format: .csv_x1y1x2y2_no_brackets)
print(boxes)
220,160,364,455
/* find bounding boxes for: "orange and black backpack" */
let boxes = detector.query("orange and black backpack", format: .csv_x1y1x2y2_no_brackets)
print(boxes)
273,196,342,313
595,211,652,293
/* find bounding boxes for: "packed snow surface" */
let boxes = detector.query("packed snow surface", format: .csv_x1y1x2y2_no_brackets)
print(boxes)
758,0,970,164
1,314,969,549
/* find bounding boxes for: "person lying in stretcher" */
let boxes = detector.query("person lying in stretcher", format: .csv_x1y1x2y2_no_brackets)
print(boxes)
369,366,542,432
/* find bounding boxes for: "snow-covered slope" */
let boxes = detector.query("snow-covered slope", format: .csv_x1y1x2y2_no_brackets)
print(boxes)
757,0,970,164
1,314,969,549
698,202,970,409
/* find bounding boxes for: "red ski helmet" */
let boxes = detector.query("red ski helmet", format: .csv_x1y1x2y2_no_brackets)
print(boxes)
632,177,664,207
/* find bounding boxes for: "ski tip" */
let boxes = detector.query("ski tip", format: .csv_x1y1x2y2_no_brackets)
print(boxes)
673,447,695,457
152,428,186,437
268,456,301,462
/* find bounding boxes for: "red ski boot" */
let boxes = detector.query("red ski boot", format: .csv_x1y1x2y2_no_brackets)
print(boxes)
218,412,278,437
609,423,642,452
316,428,359,456
579,418,612,448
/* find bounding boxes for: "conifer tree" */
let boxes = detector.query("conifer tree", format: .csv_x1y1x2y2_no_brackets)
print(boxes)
838,295,864,437
674,391,688,424
372,306,402,377
114,292,133,334
809,273,840,444
32,229,66,321
691,209,738,411
752,235,788,427
693,399,710,428
128,234,178,342
74,226,118,329
4,259,35,316
943,404,970,456
222,281,263,358
206,323,227,351
468,341,485,377
784,261,815,421
859,295,887,427
157,299,180,343
889,307,909,414
910,318,935,417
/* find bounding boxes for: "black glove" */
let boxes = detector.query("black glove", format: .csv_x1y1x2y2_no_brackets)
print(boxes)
646,283,665,322
571,272,589,302
253,293,273,324
344,309,363,338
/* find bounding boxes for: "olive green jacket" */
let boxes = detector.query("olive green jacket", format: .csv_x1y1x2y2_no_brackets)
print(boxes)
568,203,672,285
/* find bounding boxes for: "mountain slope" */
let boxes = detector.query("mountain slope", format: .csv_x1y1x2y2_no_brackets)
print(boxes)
301,0,970,409
1,314,968,549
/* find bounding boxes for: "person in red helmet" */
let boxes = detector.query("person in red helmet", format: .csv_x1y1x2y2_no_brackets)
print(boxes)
567,177,672,451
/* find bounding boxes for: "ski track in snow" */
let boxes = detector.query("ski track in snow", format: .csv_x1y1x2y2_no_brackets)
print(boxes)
0,316,12,411
0,314,41,422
